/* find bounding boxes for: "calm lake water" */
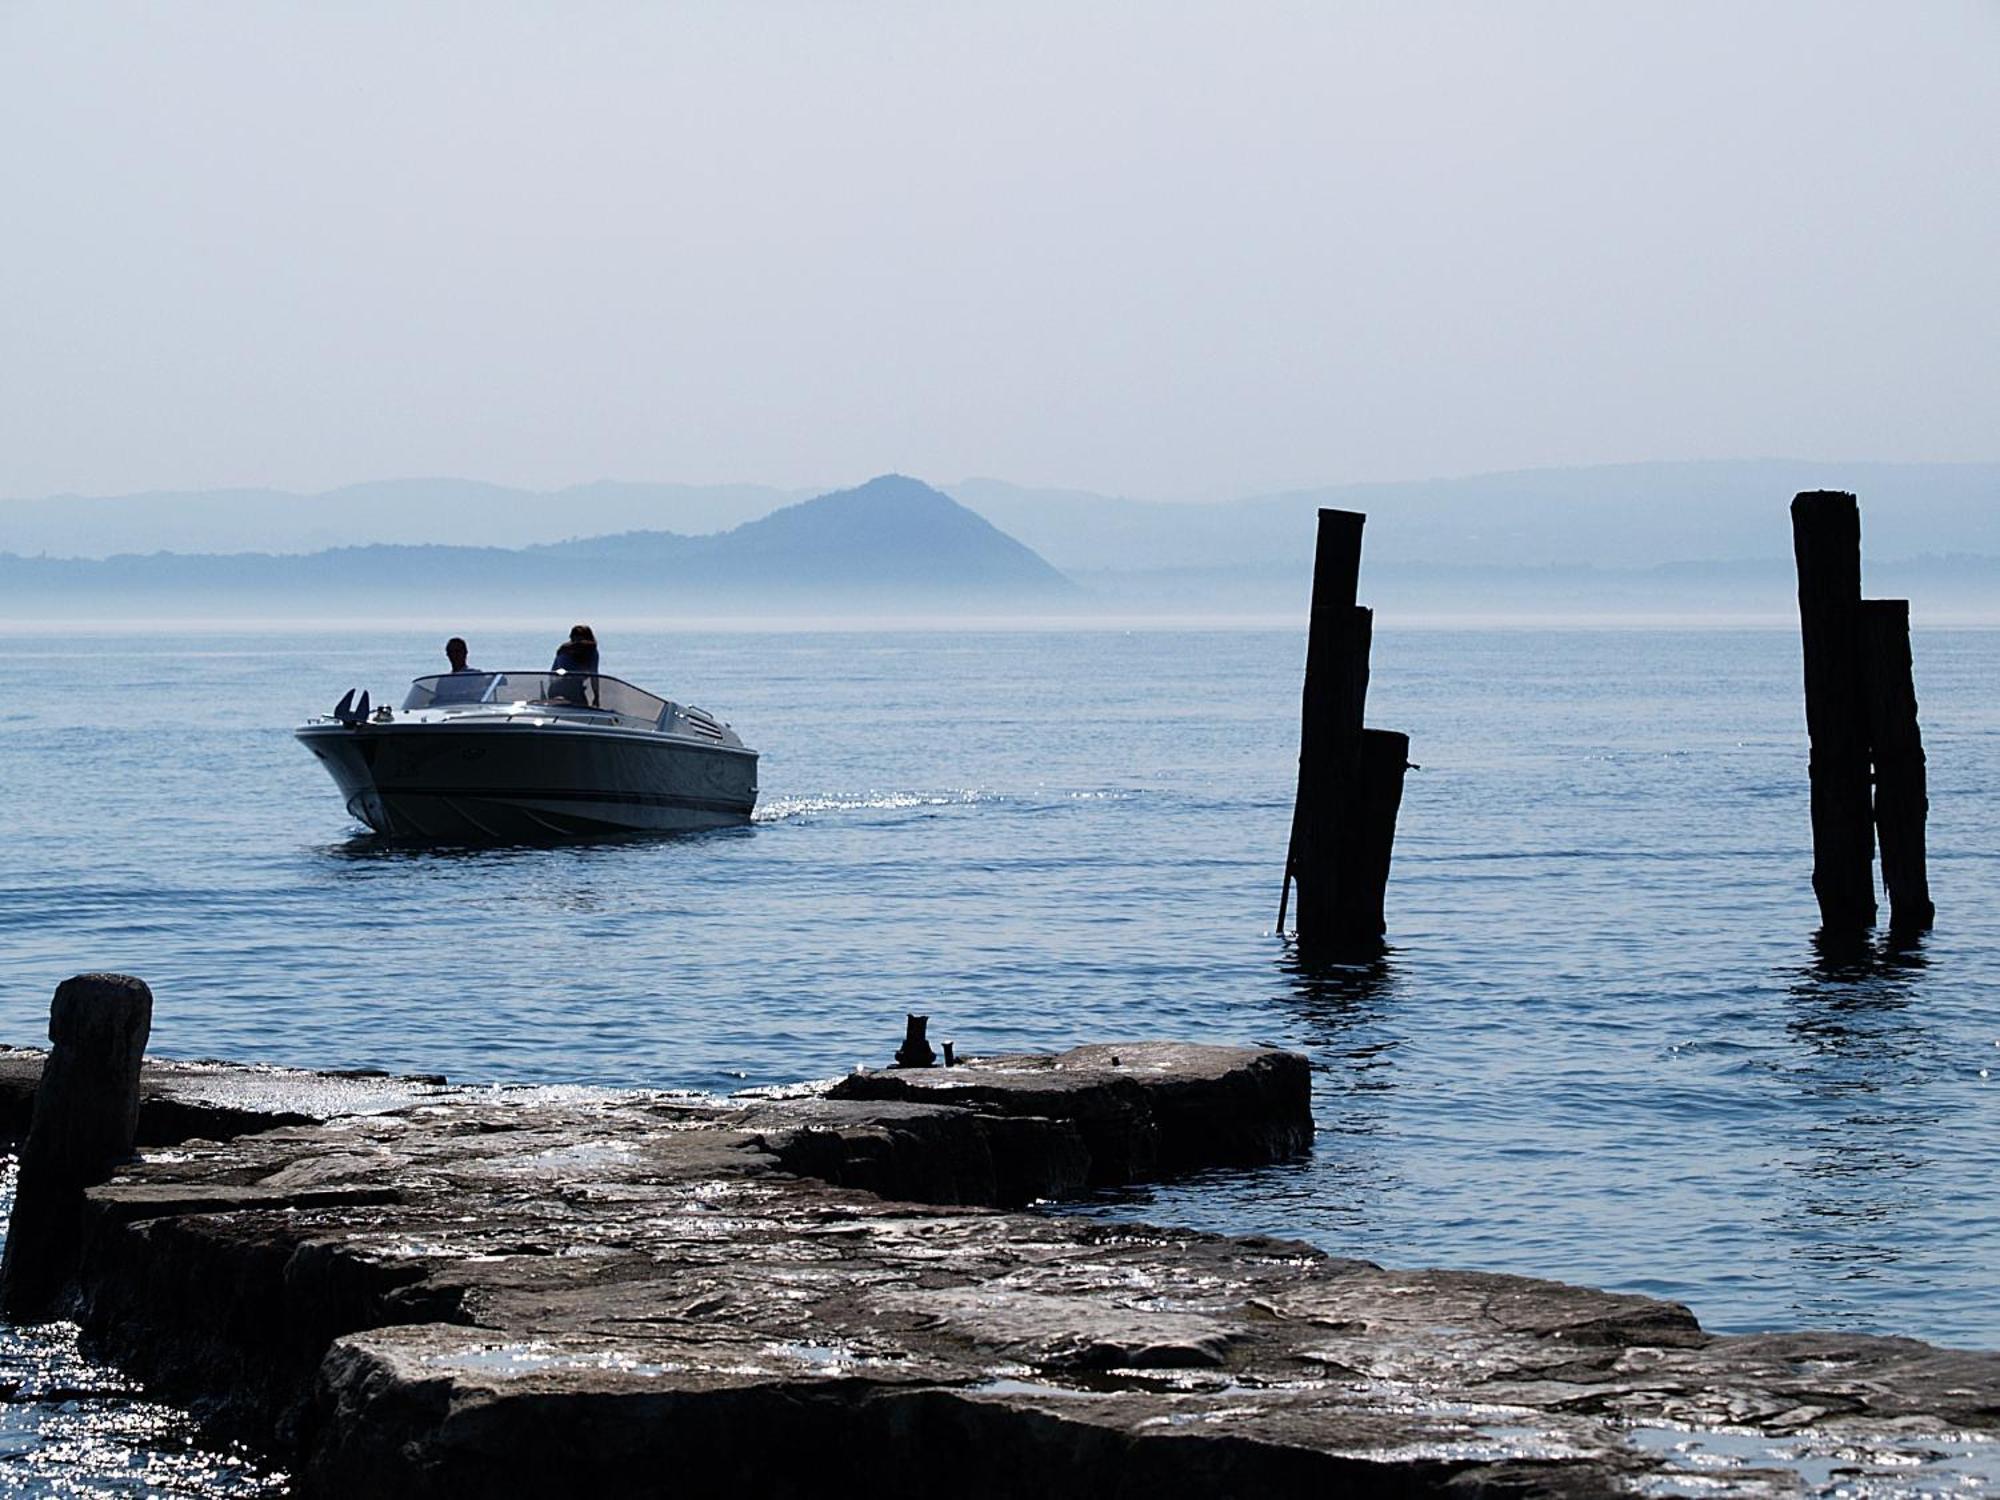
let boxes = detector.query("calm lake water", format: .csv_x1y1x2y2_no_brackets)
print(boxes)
1,623,1996,1491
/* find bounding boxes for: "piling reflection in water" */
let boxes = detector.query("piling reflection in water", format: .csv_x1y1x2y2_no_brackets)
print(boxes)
1275,945,1401,1095
1775,933,1945,1332
1278,944,1396,1014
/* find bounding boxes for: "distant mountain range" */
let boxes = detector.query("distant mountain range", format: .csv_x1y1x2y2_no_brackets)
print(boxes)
0,476,1074,616
0,478,808,557
9,460,1999,570
955,460,2000,573
3,461,1997,619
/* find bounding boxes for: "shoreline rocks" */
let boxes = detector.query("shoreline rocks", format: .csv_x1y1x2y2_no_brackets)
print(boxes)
2,1042,1995,1496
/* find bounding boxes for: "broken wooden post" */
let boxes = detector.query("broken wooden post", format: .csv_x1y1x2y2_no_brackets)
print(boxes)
1280,509,1408,953
1333,728,1410,943
1791,491,1877,932
1,973,152,1320
1859,599,1934,935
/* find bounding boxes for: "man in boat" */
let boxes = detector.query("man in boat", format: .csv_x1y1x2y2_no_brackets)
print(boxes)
430,636,489,704
549,624,599,705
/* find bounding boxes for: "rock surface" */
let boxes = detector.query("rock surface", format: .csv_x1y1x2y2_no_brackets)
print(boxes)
3,1045,1995,1496
0,1047,455,1145
828,1042,1314,1184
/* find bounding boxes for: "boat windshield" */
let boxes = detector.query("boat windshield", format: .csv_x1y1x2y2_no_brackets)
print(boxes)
401,673,670,726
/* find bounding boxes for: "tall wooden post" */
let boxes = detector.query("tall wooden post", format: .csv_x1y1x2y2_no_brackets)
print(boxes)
1279,512,1364,936
1281,509,1407,952
1859,599,1934,934
1791,492,1877,932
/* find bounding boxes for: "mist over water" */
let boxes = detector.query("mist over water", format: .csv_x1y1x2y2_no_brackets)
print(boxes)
1,624,1997,1363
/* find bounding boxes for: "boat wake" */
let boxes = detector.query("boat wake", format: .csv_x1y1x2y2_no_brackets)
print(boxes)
752,790,997,823
752,787,1145,824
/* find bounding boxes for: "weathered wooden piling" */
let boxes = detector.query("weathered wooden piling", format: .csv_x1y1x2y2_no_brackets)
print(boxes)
1791,491,1878,932
1286,604,1372,937
1790,490,1935,937
1,973,152,1320
1334,728,1411,941
1280,509,1407,951
1859,599,1934,934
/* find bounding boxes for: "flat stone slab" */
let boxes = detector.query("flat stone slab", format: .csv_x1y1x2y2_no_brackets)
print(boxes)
0,1047,467,1144
828,1042,1313,1183
6,1046,1993,1497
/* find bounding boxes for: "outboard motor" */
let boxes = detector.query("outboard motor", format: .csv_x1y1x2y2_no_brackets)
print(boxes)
355,690,371,722
333,689,358,724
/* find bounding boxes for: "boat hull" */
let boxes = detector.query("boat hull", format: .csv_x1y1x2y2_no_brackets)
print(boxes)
297,721,758,840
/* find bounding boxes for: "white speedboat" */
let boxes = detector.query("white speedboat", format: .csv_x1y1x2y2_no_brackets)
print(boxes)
296,671,758,839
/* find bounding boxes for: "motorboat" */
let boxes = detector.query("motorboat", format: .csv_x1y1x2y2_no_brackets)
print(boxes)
296,671,758,839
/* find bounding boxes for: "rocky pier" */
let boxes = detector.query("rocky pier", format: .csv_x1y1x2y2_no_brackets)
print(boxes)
2,1038,1997,1496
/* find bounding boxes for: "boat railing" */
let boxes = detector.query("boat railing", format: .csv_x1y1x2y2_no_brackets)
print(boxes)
401,672,673,728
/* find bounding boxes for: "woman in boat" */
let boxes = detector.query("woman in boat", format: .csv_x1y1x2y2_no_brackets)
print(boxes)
552,624,598,674
550,624,599,704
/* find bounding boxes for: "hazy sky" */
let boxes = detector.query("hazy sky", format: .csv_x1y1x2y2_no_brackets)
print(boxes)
3,2,1995,501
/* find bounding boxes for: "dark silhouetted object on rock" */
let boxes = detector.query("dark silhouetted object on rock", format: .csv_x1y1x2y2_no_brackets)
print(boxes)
894,1014,936,1069
1,973,153,1320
